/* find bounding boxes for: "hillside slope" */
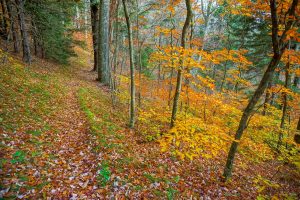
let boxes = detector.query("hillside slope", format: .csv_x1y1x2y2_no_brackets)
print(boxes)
0,48,299,199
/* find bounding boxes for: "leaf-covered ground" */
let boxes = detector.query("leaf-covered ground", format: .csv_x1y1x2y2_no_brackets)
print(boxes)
0,48,299,199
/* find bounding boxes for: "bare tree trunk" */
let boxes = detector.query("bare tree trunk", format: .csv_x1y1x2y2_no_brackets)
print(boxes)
170,0,192,128
168,13,175,108
223,0,298,181
75,5,80,29
138,47,142,106
111,0,120,106
90,0,99,71
168,68,174,108
15,0,31,64
136,0,142,107
294,76,299,87
262,81,272,116
220,61,228,92
122,0,135,128
84,0,89,40
6,0,19,53
0,0,8,39
157,33,162,92
294,117,300,144
41,44,45,59
277,61,290,150
31,19,38,56
109,0,118,43
98,0,111,86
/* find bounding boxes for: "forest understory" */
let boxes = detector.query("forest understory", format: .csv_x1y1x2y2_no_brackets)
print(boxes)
0,44,299,199
1,0,300,199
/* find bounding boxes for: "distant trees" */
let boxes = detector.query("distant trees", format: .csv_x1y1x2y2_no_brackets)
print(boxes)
1,0,77,64
29,1,76,64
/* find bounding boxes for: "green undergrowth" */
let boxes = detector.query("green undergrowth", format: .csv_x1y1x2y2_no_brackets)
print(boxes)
77,87,122,148
0,53,72,198
0,59,66,133
77,87,182,198
77,87,123,188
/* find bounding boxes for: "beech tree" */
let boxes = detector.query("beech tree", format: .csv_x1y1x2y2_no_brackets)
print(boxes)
223,0,299,180
97,0,111,86
122,0,135,128
170,0,192,128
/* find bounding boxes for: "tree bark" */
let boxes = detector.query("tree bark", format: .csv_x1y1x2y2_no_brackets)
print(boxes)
157,33,162,92
91,0,99,71
98,0,111,86
136,0,142,107
293,76,299,87
168,13,175,108
15,0,31,64
223,0,298,181
6,0,19,53
277,61,290,150
113,0,119,83
111,0,120,106
262,81,272,116
122,0,135,128
0,0,8,39
294,117,300,144
31,19,38,56
170,0,192,128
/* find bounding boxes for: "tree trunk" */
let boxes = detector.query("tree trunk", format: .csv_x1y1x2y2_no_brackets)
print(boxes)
136,0,142,107
111,0,120,106
170,0,192,128
293,76,299,87
122,0,135,128
223,57,283,180
113,0,119,83
6,0,19,53
262,81,272,116
31,19,38,56
84,0,89,40
138,47,142,106
157,33,162,92
15,0,31,64
223,0,298,181
98,0,111,86
0,0,8,39
168,68,174,108
75,5,80,29
41,45,45,59
277,61,290,150
294,117,300,144
90,0,99,71
168,14,175,108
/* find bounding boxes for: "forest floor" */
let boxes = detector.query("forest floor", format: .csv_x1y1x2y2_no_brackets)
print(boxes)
0,46,300,200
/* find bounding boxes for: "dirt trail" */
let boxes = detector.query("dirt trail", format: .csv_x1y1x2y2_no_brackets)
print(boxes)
0,55,107,198
42,82,100,198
